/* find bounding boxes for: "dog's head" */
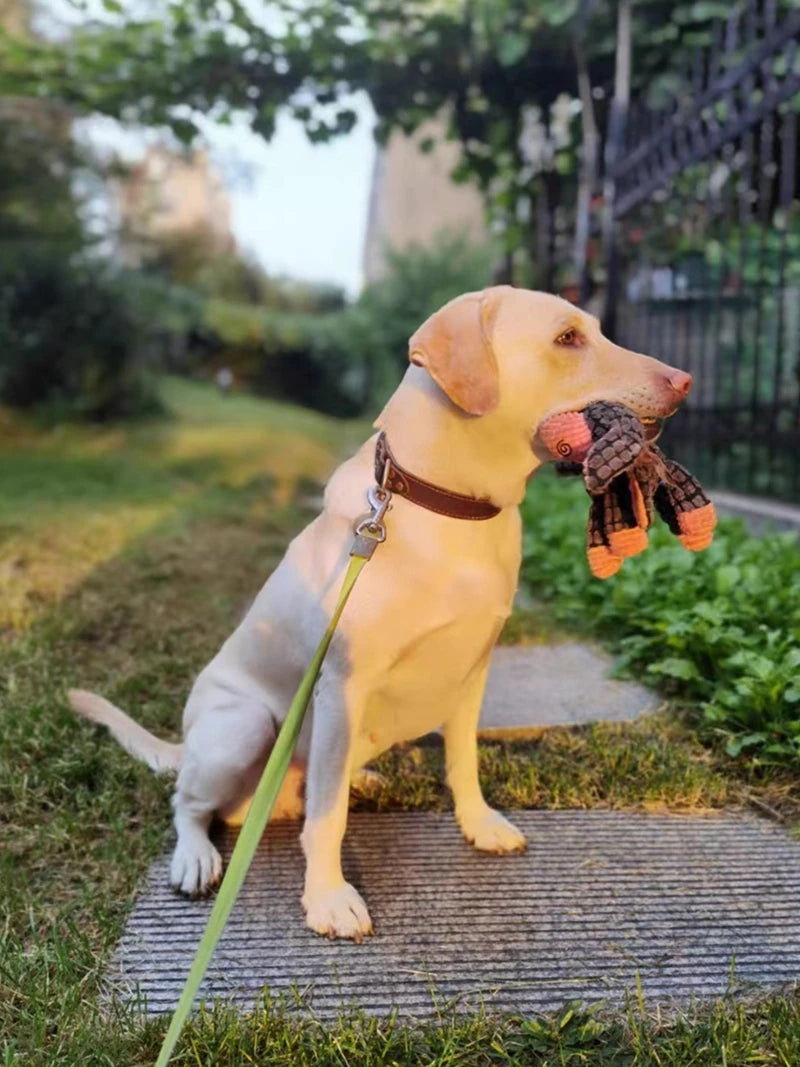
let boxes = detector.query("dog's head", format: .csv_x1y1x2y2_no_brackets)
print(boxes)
409,286,691,446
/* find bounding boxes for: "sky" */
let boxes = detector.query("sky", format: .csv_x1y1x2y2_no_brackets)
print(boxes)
48,1,378,298
204,96,377,297
82,95,376,298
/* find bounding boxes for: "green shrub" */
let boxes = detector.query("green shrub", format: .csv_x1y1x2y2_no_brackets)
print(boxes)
349,233,496,404
192,301,367,417
520,468,800,764
0,254,162,420
159,233,496,418
0,110,493,422
0,116,162,420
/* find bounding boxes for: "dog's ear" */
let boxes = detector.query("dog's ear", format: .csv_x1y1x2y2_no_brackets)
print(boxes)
408,288,504,416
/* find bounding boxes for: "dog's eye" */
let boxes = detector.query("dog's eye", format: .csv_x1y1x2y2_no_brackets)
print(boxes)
555,327,584,348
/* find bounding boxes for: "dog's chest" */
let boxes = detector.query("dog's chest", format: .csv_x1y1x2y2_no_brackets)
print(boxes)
353,598,508,760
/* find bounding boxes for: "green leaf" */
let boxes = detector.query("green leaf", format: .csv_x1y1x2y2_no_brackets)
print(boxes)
715,565,740,594
726,733,767,757
648,657,701,682
497,32,527,67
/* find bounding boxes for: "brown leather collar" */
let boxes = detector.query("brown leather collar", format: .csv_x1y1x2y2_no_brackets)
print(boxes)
374,432,501,520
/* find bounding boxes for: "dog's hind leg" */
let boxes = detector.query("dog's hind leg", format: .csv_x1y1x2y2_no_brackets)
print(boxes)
170,788,223,897
219,759,306,827
169,699,280,896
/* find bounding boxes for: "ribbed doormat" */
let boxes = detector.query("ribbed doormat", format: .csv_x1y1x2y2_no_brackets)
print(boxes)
109,810,800,1018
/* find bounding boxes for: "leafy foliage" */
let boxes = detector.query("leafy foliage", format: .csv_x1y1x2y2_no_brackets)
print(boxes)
343,233,495,402
0,107,354,420
2,0,789,285
521,467,800,764
136,233,494,417
0,116,161,419
0,256,162,419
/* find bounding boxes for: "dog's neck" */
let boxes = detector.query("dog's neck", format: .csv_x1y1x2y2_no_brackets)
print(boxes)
375,367,541,509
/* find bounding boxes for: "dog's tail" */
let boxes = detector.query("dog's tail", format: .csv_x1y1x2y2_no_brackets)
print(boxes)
68,689,183,773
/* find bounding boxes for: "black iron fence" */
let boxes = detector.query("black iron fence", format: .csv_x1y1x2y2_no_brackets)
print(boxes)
606,0,800,502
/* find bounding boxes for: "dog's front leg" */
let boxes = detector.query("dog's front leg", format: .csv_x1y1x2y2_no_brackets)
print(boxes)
300,668,372,941
444,663,526,854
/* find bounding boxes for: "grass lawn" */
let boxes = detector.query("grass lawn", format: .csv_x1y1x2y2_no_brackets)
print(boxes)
2,378,799,1065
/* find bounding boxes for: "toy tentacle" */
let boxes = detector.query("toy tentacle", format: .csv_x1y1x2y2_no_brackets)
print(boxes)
603,474,649,559
586,495,622,579
583,420,646,495
554,460,584,478
653,483,681,535
660,459,717,550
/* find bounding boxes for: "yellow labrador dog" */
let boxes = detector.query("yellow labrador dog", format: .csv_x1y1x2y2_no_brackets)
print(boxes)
70,286,691,940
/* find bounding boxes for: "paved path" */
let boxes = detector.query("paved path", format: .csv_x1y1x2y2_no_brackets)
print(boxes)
479,644,657,736
111,811,800,1018
713,490,800,536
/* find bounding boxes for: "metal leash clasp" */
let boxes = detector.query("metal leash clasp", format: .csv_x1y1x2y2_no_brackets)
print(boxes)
356,484,392,541
351,464,393,559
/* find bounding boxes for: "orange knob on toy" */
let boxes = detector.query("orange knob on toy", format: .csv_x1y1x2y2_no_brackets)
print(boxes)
539,411,593,462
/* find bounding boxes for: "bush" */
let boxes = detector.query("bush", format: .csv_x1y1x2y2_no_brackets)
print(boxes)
347,233,496,405
187,300,368,417
520,468,800,765
0,254,162,420
156,233,496,418
0,116,161,419
138,225,347,313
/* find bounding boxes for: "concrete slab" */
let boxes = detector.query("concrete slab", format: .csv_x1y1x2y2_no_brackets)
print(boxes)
712,490,800,537
479,644,658,736
110,811,800,1019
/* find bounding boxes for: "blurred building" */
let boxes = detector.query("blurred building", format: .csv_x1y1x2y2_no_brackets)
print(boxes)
0,0,70,133
0,0,26,34
363,116,487,283
116,146,235,265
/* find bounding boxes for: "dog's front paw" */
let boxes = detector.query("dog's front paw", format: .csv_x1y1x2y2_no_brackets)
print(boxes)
460,808,527,854
170,838,223,897
302,882,373,941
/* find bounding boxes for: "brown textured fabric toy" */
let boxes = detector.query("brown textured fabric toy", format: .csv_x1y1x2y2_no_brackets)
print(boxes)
539,401,717,579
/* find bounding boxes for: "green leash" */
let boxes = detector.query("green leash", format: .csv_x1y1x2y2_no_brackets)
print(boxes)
154,486,390,1067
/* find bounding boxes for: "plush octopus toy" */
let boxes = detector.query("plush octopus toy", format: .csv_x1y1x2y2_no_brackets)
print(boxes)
538,401,717,579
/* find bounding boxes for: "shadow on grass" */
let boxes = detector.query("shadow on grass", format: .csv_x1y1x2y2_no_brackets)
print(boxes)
0,468,325,1061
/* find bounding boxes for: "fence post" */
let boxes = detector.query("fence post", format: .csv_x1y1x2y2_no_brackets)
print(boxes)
573,0,599,306
601,0,631,338
574,38,599,306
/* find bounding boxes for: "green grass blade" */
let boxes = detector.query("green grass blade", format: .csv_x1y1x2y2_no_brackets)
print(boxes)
154,554,367,1066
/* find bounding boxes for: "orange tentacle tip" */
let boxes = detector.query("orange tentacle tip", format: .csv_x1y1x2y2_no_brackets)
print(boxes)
607,526,648,558
679,530,715,551
678,502,717,534
539,411,593,462
587,545,623,579
677,502,717,551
